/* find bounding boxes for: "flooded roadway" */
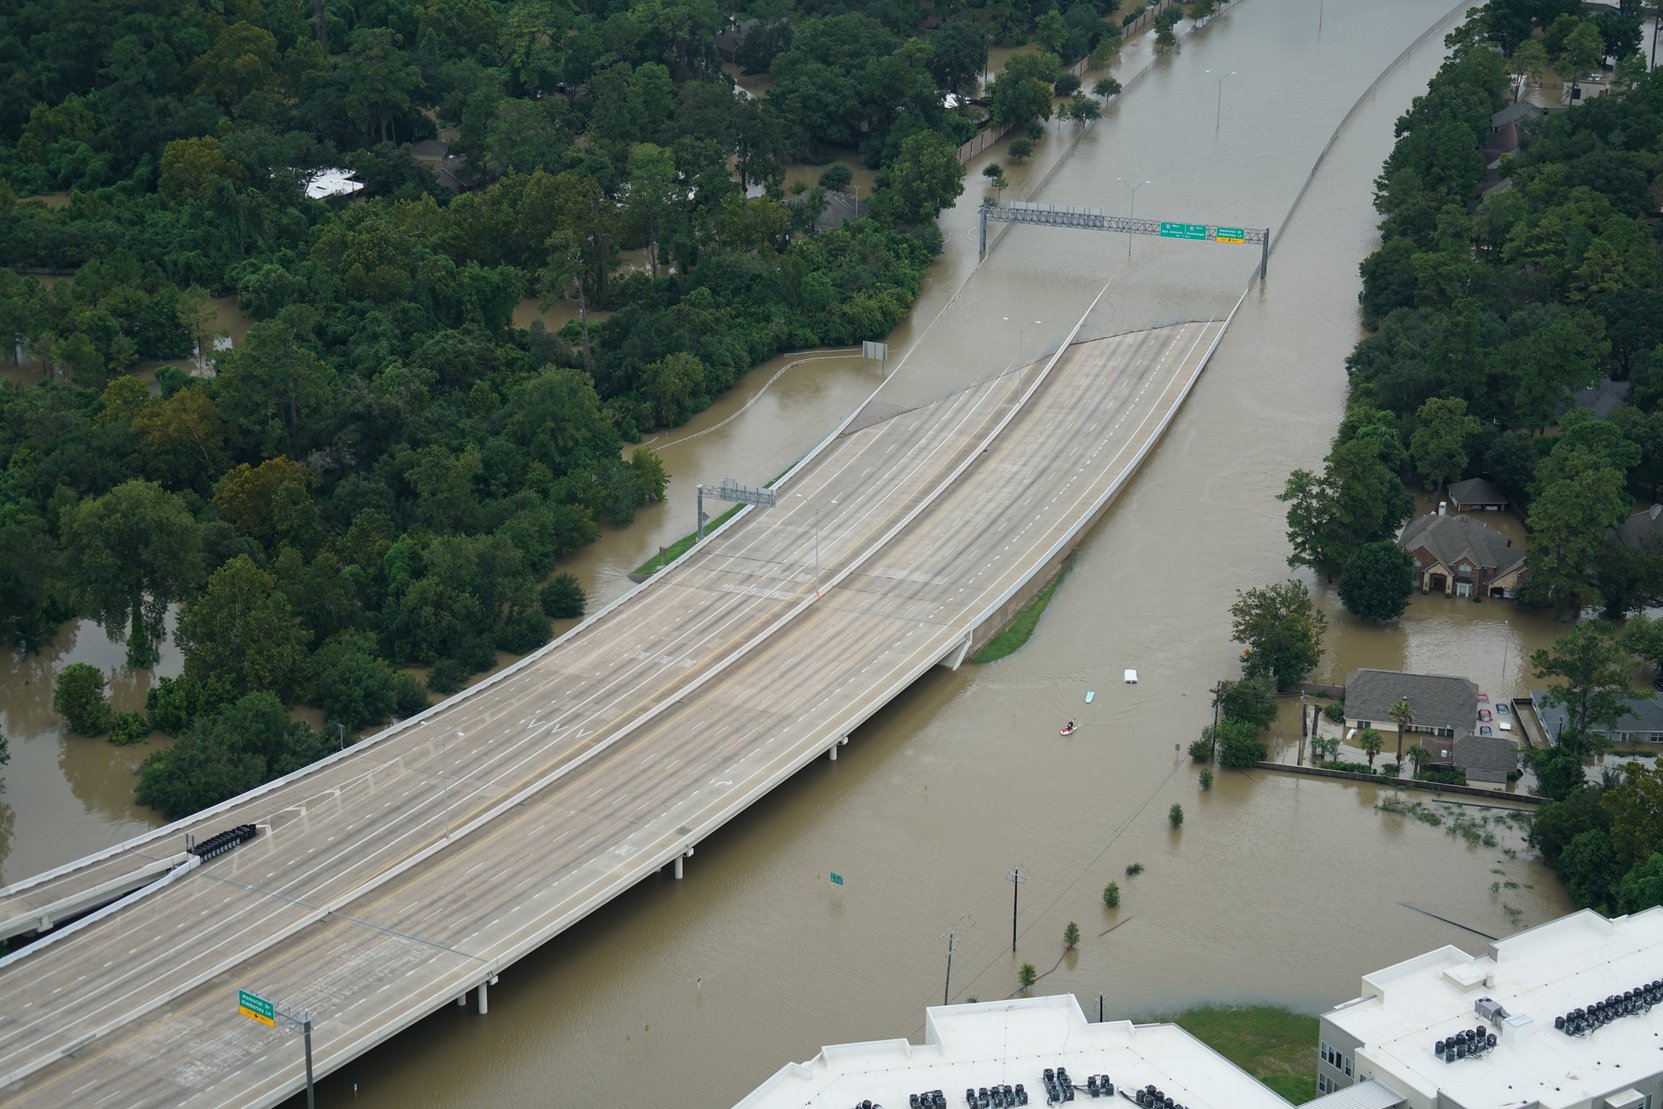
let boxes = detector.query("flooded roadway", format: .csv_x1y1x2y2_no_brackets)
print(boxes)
0,1,1578,1104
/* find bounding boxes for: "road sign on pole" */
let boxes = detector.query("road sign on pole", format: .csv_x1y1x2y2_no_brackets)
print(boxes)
1214,226,1246,243
1158,221,1207,241
238,989,275,1028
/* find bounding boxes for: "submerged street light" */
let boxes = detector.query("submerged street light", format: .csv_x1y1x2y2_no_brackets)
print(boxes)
1206,69,1237,134
1115,177,1150,257
1002,316,1042,367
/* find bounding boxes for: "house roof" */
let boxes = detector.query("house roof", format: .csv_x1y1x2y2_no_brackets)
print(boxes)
1613,506,1663,550
1533,689,1663,740
1397,514,1525,578
1445,477,1508,509
1346,670,1479,730
1453,733,1518,780
1572,375,1630,419
1490,102,1546,130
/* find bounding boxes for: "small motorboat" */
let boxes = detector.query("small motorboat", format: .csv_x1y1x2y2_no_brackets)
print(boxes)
1060,723,1078,736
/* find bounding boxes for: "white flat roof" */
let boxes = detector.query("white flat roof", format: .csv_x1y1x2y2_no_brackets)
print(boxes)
735,994,1292,1109
303,167,364,200
1325,908,1663,1109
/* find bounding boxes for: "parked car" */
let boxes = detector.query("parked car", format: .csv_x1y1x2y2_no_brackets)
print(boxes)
1478,708,1493,722
1478,725,1493,736
1495,702,1510,716
1477,692,1489,703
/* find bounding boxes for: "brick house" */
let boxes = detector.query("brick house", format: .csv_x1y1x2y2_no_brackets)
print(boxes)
1398,512,1526,599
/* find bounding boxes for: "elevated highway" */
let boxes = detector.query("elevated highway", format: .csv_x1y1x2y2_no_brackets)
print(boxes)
0,315,1225,1106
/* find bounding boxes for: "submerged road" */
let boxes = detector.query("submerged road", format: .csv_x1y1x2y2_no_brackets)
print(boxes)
0,317,1224,1106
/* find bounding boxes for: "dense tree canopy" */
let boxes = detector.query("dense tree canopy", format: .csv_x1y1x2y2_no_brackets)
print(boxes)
3,0,1135,817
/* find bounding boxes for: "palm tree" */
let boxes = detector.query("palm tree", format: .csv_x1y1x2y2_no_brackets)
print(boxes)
1359,727,1384,769
1406,743,1431,779
1389,697,1415,769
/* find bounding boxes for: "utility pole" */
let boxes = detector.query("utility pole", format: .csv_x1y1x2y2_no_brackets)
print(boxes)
1208,680,1227,759
943,931,957,1005
1005,867,1025,952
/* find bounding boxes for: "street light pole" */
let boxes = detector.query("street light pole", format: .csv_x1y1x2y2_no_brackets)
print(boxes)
1115,177,1149,258
943,930,956,1005
1005,866,1025,951
1002,316,1042,367
1206,69,1236,134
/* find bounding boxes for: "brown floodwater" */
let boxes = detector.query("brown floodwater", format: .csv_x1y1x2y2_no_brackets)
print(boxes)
0,1,1581,1105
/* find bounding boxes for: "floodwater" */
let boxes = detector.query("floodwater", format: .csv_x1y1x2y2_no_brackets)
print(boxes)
0,0,1582,1103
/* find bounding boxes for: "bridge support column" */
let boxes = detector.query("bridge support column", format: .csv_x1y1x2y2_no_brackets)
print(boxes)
456,993,466,1007
477,978,491,1014
674,847,694,879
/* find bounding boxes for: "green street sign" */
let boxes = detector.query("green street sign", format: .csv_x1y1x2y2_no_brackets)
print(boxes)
829,872,844,886
1158,221,1207,241
1214,226,1246,243
239,988,275,1028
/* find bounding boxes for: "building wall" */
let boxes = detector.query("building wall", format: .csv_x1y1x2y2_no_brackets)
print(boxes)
1316,1016,1364,1097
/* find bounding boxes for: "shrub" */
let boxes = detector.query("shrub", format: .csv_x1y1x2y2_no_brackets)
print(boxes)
1323,702,1345,723
1214,716,1268,769
497,610,552,654
393,672,429,717
1188,734,1213,762
1169,803,1184,827
1322,760,1378,775
1063,921,1080,949
1053,73,1081,97
108,711,152,746
54,663,112,735
1125,862,1144,877
1007,138,1034,163
427,657,469,695
1199,767,1214,791
1019,962,1037,988
1102,882,1120,908
540,572,587,619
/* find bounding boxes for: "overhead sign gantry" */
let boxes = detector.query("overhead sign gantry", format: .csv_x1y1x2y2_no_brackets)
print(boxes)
979,201,1270,279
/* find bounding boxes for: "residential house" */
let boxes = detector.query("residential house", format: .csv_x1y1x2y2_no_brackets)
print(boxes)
1445,477,1509,514
1398,511,1526,598
1613,505,1663,552
1452,732,1519,783
1344,669,1478,742
1532,689,1663,745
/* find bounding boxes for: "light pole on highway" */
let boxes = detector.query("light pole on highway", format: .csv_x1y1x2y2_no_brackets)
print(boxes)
1115,177,1149,258
1206,69,1236,134
444,731,456,838
1002,316,1042,367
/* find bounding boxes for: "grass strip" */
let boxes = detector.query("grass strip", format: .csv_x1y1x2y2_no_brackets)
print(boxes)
1151,1004,1318,1103
971,567,1069,664
633,505,743,577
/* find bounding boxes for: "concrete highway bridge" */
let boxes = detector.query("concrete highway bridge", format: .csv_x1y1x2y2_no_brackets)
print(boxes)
0,310,1226,1106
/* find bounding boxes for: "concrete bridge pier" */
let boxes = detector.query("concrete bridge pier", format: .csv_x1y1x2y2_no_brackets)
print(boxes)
674,847,694,879
477,975,497,1014
828,736,848,761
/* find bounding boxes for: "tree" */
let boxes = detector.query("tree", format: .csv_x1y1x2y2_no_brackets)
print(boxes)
159,136,246,201
1019,962,1037,988
1214,716,1268,769
1337,540,1416,623
1154,8,1182,51
1615,852,1663,914
213,457,319,552
176,555,310,698
625,142,680,279
1532,620,1637,753
61,480,204,666
1409,397,1480,490
1102,882,1120,908
1557,20,1605,98
1359,728,1385,768
1389,697,1415,768
309,631,399,730
1168,802,1184,827
191,21,282,109
1217,678,1277,729
1063,921,1080,949
1229,580,1327,691
988,52,1057,131
1007,138,1033,164
1508,38,1549,101
340,28,424,143
1405,742,1432,778
1311,735,1341,763
540,573,587,619
136,692,331,819
870,131,965,226
818,163,853,193
54,663,112,735
1278,469,1346,579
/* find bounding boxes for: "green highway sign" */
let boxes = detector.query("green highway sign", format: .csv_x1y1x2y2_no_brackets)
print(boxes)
1159,221,1207,241
1214,226,1246,243
239,988,275,1028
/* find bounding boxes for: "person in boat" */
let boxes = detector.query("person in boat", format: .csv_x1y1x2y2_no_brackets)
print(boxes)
1064,720,1075,732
